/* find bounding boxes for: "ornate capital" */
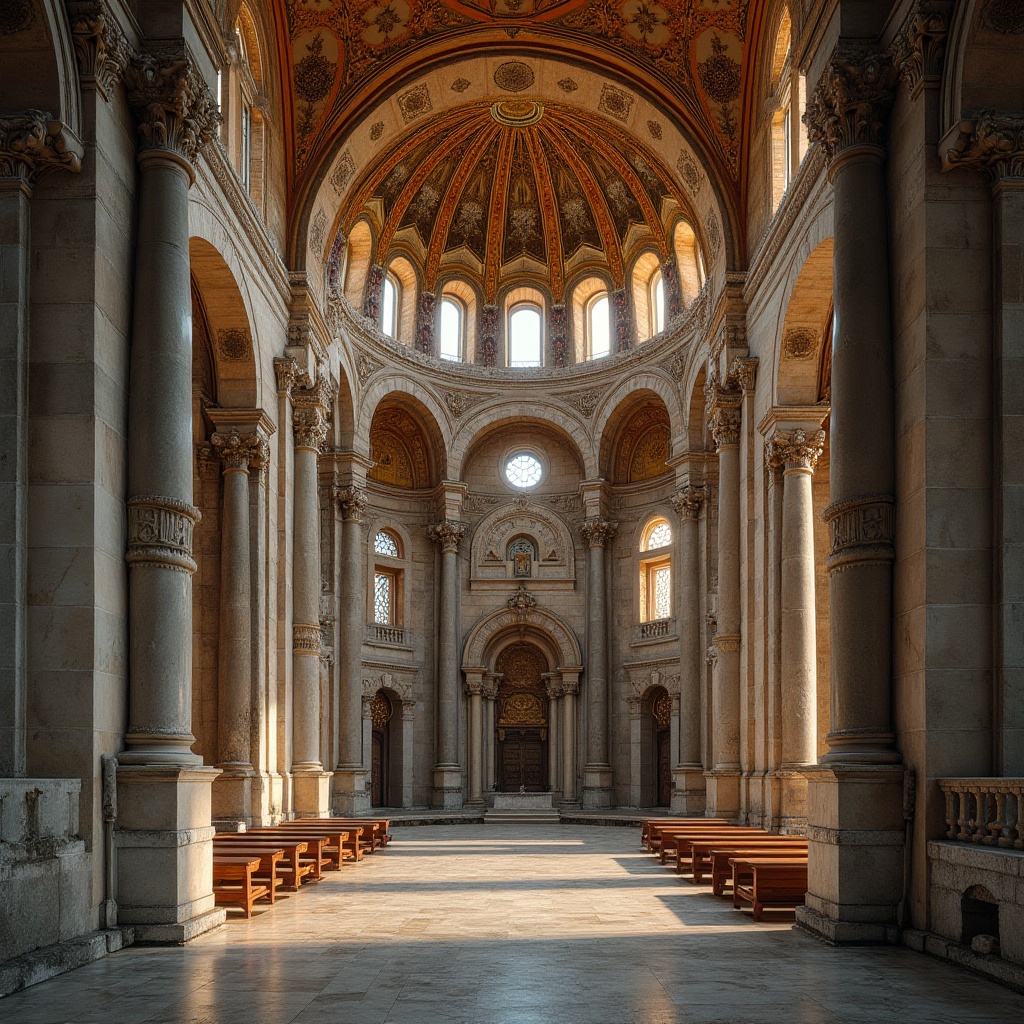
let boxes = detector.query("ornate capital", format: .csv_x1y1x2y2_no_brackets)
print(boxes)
293,405,328,451
0,112,83,182
561,678,579,697
336,485,367,523
274,356,308,397
804,51,894,163
823,494,895,572
765,427,826,471
670,485,705,522
68,0,130,98
293,623,322,656
892,0,951,94
464,678,485,697
428,520,466,552
580,517,617,548
124,47,220,166
507,583,537,621
126,495,200,574
211,430,267,473
709,394,742,449
725,356,757,393
941,112,1024,184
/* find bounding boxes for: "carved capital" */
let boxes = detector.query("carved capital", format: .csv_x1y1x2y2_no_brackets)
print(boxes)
709,393,742,449
293,405,328,451
561,678,580,697
428,520,466,552
670,485,705,522
765,428,826,471
124,46,220,166
336,485,367,523
580,517,618,548
293,623,322,656
274,356,308,397
464,678,485,697
823,494,895,572
725,356,757,393
68,0,130,98
211,430,267,473
804,51,894,163
0,112,83,181
941,112,1024,184
892,0,952,94
126,495,200,574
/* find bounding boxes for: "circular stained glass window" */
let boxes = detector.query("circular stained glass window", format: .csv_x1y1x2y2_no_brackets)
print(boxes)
505,452,543,489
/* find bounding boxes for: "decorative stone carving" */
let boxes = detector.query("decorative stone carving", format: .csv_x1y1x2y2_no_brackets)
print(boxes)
356,351,384,383
708,392,742,449
823,494,895,572
670,486,705,522
361,672,415,703
471,501,574,583
892,0,951,93
783,328,817,360
364,264,385,321
211,430,267,472
336,485,367,523
124,47,220,164
580,517,617,548
765,428,826,471
443,390,488,418
274,356,307,397
68,0,129,97
726,356,757,393
293,623,322,656
550,303,568,368
941,111,1024,183
293,406,328,451
479,304,499,366
507,584,537,622
428,520,466,552
804,52,894,162
566,390,602,417
217,328,249,361
126,495,200,574
0,112,83,180
416,291,436,355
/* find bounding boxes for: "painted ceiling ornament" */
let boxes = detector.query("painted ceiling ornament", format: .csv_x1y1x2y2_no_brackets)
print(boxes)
0,0,34,35
398,83,432,122
981,0,1024,34
676,150,704,197
330,150,356,195
439,0,590,22
783,327,817,360
557,77,579,93
363,1,412,45
217,328,249,361
647,120,663,140
494,61,535,93
370,121,385,140
451,78,472,92
598,83,634,122
621,0,671,47
490,99,545,127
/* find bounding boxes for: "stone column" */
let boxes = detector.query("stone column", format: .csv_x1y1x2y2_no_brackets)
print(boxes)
707,389,743,818
361,691,374,799
400,699,416,808
210,431,267,826
546,677,561,797
0,115,81,777
798,50,905,944
483,675,499,796
334,486,370,813
627,694,644,806
560,670,581,805
580,518,617,807
669,485,706,812
465,672,484,807
290,382,332,816
114,50,224,942
766,426,826,828
428,520,466,808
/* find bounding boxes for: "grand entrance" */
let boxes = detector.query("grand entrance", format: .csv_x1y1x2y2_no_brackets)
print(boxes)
495,642,548,792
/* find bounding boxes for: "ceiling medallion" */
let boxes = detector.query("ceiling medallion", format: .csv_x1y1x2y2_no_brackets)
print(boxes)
494,61,535,93
441,1,589,23
490,100,544,127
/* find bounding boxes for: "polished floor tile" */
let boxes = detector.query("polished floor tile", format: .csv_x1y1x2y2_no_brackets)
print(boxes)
1,825,1021,1023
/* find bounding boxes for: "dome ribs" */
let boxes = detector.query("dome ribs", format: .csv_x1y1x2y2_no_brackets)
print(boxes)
483,127,517,303
522,126,564,302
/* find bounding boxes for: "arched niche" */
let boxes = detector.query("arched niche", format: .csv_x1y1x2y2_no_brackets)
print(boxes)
599,390,673,484
462,603,582,674
470,499,576,590
367,395,445,490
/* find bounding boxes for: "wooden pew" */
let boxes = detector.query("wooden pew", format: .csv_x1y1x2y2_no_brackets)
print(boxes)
214,834,313,890
711,848,807,896
644,819,730,852
213,855,269,918
243,829,333,875
731,858,809,919
295,817,391,851
247,827,348,870
281,820,370,861
649,822,740,860
684,837,807,880
212,844,285,903
660,827,768,866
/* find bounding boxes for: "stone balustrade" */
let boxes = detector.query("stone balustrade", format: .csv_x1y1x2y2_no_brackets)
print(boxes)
938,778,1024,849
368,624,407,646
636,618,673,641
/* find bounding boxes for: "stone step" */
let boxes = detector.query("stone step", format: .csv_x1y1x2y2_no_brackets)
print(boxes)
483,811,562,825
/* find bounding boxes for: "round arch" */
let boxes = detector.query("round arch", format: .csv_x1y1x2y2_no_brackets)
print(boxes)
462,604,582,672
355,377,453,470
596,385,676,483
593,370,685,452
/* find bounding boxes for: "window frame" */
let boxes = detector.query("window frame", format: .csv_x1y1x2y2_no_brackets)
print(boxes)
637,516,673,624
368,526,408,635
439,295,465,362
507,300,544,368
382,272,401,339
585,291,611,360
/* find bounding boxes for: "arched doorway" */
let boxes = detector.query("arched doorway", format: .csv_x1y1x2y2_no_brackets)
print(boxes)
495,643,548,792
651,687,672,808
370,689,393,807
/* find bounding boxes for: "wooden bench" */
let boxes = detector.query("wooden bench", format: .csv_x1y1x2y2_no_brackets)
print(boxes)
282,820,369,861
212,844,285,903
731,858,809,919
685,837,807,881
213,855,269,918
661,827,769,866
644,819,730,853
214,834,313,890
712,848,808,896
243,829,333,876
248,827,347,870
295,817,391,851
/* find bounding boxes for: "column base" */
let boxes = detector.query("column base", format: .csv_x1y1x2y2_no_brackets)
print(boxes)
670,767,707,814
293,769,333,817
432,765,464,809
331,767,371,816
211,766,256,830
704,768,741,820
797,763,907,945
581,764,613,808
114,764,226,943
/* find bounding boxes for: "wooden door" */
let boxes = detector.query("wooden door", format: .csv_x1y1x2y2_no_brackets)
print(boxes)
656,730,672,807
371,730,385,807
498,729,546,791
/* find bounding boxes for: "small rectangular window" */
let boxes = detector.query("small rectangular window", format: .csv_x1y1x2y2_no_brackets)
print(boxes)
241,105,252,192
374,572,394,625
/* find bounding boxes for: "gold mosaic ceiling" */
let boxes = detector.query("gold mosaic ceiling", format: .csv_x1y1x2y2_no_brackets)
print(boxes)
344,100,683,299
286,0,754,189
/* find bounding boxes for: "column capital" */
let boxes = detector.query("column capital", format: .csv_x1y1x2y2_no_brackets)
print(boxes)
68,0,131,99
765,427,826,471
293,406,328,451
0,112,83,183
891,0,952,95
708,393,742,449
464,678,484,697
725,356,758,393
427,520,466,552
124,46,220,169
940,112,1024,185
274,356,312,398
580,517,617,548
545,679,563,699
211,430,268,473
561,678,580,697
670,485,705,521
126,495,200,575
804,50,895,165
335,485,368,523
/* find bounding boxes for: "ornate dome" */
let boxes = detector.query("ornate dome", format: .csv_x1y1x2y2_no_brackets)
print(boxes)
342,100,687,302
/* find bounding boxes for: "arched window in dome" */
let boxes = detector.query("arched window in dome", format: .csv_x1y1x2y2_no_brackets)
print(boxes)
769,7,806,211
439,279,477,363
384,256,418,347
382,273,400,339
587,294,610,360
638,516,672,623
344,220,373,311
232,4,266,213
631,252,664,342
506,286,545,367
572,276,611,361
673,220,706,309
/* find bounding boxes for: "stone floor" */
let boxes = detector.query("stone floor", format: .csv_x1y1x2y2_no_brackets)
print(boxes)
3,824,1022,1023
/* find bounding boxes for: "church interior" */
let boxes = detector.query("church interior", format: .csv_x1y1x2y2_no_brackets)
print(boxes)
3,0,1024,1014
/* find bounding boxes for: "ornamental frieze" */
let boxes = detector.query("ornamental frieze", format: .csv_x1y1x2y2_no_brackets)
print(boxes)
126,495,200,574
823,494,895,573
293,623,323,655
